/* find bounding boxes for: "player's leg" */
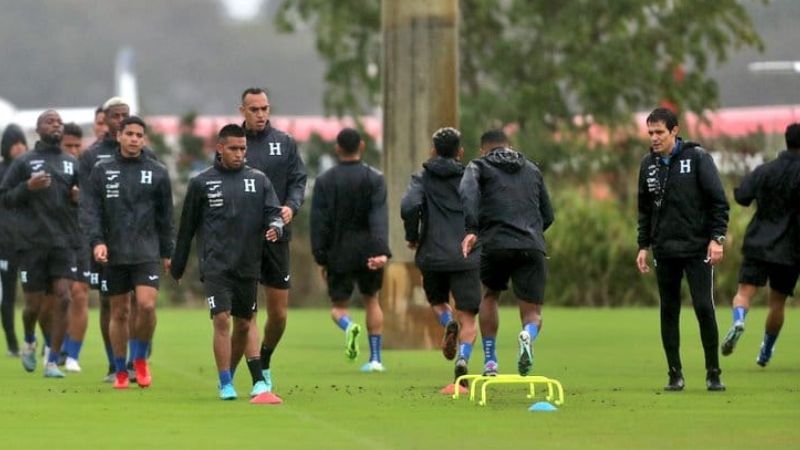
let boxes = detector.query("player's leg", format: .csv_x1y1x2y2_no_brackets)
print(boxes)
94,262,116,380
232,278,269,396
421,271,458,360
722,258,765,356
478,250,509,376
44,277,71,378
108,290,132,389
511,250,546,376
127,293,139,380
0,255,20,356
131,283,158,388
37,295,53,360
258,242,291,383
756,265,796,367
18,251,50,372
64,279,89,372
359,268,385,372
450,269,481,384
685,258,724,391
212,306,236,399
654,257,685,390
328,270,360,361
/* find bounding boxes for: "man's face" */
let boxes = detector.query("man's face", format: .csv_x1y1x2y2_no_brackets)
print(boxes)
37,111,63,144
61,134,83,157
117,123,145,155
647,120,678,155
239,93,270,131
217,136,247,169
105,105,130,135
94,111,108,138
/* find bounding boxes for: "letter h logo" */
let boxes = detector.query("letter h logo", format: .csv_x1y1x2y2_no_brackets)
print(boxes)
268,142,281,156
679,159,691,174
141,170,153,184
244,178,256,193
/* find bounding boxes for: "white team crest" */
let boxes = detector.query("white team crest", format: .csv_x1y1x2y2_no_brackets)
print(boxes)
679,159,691,174
244,178,256,193
268,142,281,156
63,161,74,175
141,170,153,184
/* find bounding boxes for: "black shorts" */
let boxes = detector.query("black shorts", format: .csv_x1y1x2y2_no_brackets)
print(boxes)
17,247,76,293
102,262,161,296
260,241,290,289
480,249,546,303
71,249,92,285
88,259,104,291
204,274,258,319
421,269,481,314
738,257,799,297
327,269,384,301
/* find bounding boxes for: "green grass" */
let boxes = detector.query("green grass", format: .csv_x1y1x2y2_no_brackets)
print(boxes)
0,307,797,449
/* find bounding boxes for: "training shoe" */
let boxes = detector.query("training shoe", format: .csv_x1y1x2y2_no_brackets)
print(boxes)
44,362,65,378
250,380,269,397
113,371,129,389
102,372,115,383
454,358,469,387
757,342,774,367
441,320,460,360
345,323,361,361
133,359,151,388
664,368,685,391
721,321,745,356
517,330,534,376
482,360,498,377
360,361,386,373
64,357,82,373
219,383,238,400
706,368,726,391
261,369,273,392
21,342,36,373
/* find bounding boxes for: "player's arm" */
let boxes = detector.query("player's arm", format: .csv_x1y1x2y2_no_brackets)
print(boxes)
284,139,308,218
459,162,482,256
81,166,106,262
262,177,284,242
636,158,653,252
697,151,730,242
170,177,202,281
155,169,175,268
538,171,554,232
733,167,758,207
367,171,391,262
309,178,331,267
400,171,424,247
0,158,35,207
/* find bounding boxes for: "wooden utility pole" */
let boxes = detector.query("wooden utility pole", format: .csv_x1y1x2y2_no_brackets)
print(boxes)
381,0,459,348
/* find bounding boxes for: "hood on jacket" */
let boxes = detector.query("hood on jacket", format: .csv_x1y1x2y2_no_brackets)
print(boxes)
485,147,525,173
423,156,464,178
1,123,27,161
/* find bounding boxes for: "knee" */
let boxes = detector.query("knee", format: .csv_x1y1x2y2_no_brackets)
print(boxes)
213,314,231,333
112,306,130,322
137,300,156,316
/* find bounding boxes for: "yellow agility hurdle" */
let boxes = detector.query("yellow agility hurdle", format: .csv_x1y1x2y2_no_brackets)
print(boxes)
452,374,565,407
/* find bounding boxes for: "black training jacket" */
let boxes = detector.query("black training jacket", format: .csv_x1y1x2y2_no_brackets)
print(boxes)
637,140,729,259
81,151,174,265
734,150,800,265
244,122,307,242
310,160,391,272
171,161,284,281
0,161,21,248
79,135,157,188
459,147,554,253
0,141,79,250
401,156,480,272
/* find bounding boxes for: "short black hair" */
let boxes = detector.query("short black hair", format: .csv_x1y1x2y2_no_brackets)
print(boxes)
1,123,27,161
785,123,800,150
336,128,362,155
218,124,246,142
63,122,83,139
95,106,104,117
646,107,679,130
432,127,461,158
119,115,146,132
480,129,508,148
241,87,268,103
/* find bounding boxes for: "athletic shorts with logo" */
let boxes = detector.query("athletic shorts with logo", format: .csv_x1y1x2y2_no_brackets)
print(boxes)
327,268,383,301
71,248,92,285
102,262,161,296
17,247,76,293
421,269,481,314
480,249,547,303
738,257,800,297
260,241,291,289
204,274,258,319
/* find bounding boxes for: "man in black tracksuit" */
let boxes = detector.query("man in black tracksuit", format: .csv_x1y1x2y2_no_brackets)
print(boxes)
311,128,391,372
81,116,173,389
0,110,78,378
171,124,284,401
235,88,307,387
636,107,729,391
401,127,480,388
460,129,554,378
720,123,800,367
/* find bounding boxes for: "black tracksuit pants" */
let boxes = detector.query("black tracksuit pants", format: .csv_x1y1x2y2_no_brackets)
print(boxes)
654,256,720,371
0,254,18,353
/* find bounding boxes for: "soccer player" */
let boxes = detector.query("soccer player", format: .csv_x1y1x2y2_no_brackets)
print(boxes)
460,130,554,378
0,110,79,378
636,107,729,391
720,123,800,366
234,87,307,389
171,124,284,401
82,116,173,389
401,127,480,390
310,128,390,372
92,106,108,145
0,124,28,356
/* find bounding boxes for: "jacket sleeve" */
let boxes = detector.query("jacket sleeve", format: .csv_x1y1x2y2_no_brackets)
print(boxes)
368,172,391,258
0,159,31,208
539,173,554,232
733,168,758,207
399,171,424,243
698,151,730,239
636,157,653,250
284,139,308,214
459,162,481,235
262,177,285,238
155,170,175,259
170,178,202,280
78,150,93,189
309,178,331,266
80,165,106,249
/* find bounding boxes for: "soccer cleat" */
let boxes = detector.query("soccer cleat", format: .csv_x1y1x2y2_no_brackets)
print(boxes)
261,369,273,392
250,380,269,397
21,342,36,373
133,359,152,388
219,383,238,400
44,362,65,378
664,368,685,391
441,320,460,360
454,358,469,387
756,342,774,367
482,360,498,377
113,371,129,389
360,361,386,373
64,357,82,373
517,330,534,376
721,321,745,356
344,323,361,361
706,368,725,391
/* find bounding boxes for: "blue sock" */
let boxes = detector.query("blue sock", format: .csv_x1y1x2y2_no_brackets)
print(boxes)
369,334,382,362
24,334,36,344
135,341,150,360
104,343,114,366
733,307,747,324
336,315,353,331
114,356,127,373
482,337,496,364
64,337,81,359
763,332,779,352
438,310,453,328
128,340,139,363
219,370,232,387
61,337,69,354
524,322,540,341
458,342,473,360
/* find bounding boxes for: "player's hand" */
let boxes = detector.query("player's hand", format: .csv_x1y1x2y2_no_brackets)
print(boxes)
707,240,724,266
406,241,417,250
367,255,388,270
162,258,171,273
461,234,477,258
69,186,80,203
27,171,51,191
265,227,279,242
280,206,294,225
636,249,650,274
94,244,108,263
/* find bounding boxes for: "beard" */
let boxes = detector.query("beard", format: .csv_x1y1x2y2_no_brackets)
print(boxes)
41,131,62,145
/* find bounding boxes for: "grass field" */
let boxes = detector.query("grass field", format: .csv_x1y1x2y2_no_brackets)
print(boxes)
0,306,797,450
